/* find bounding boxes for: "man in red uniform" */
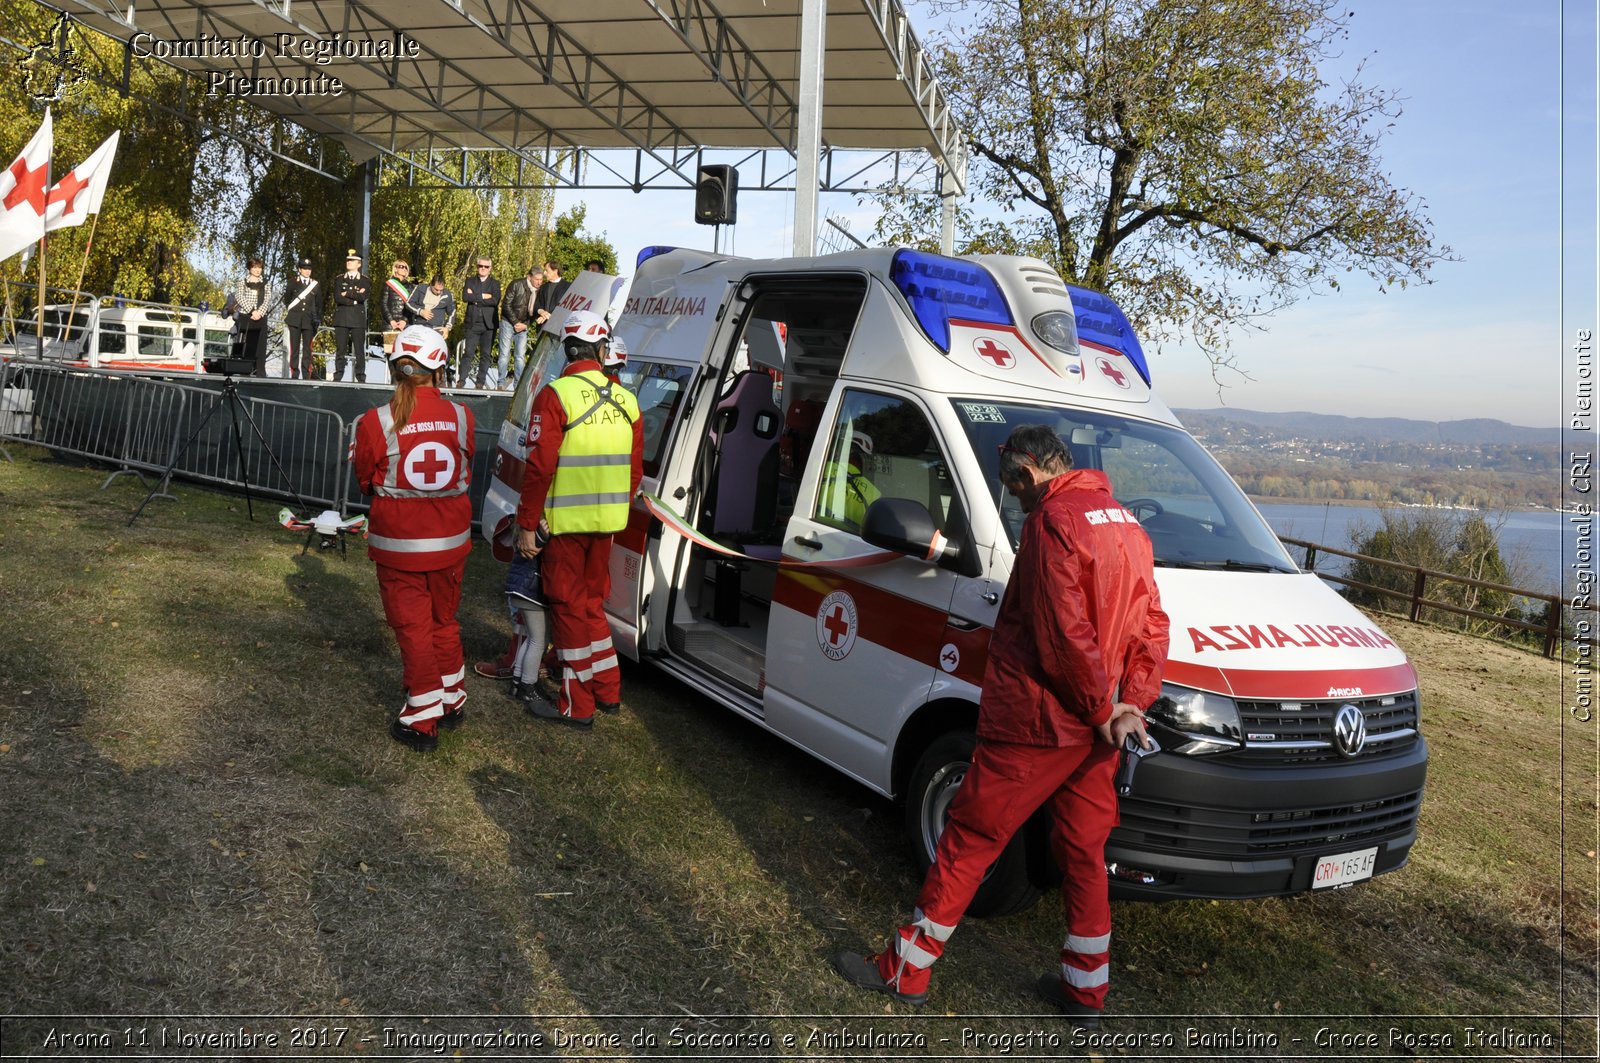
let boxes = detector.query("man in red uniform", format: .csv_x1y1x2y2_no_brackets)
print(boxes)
834,423,1169,1027
353,325,476,752
515,310,643,729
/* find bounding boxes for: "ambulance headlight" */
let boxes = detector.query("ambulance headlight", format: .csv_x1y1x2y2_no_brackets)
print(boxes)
1148,684,1242,755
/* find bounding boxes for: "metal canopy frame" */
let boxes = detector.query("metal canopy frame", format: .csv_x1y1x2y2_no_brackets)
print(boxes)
23,0,967,251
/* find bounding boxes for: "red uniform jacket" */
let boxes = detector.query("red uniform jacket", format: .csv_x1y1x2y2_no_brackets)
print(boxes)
516,359,645,531
977,469,1170,747
354,387,475,571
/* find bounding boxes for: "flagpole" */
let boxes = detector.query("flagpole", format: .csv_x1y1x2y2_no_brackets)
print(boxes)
65,211,98,344
34,156,48,359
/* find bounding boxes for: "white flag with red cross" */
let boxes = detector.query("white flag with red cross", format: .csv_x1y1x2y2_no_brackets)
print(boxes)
44,129,119,235
0,108,53,263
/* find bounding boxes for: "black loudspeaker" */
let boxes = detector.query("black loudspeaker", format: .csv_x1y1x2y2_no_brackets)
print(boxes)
694,164,738,226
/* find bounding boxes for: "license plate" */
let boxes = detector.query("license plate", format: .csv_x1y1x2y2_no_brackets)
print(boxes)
1311,846,1378,890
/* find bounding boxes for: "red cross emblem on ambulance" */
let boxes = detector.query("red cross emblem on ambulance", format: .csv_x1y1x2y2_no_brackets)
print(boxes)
972,336,1015,369
1096,357,1129,389
815,589,859,660
404,441,457,489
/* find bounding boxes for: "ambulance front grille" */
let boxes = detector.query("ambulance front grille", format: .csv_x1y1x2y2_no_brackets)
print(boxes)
1118,789,1423,856
1222,691,1420,764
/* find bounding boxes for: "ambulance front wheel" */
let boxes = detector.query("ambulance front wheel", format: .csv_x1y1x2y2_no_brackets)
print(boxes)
905,730,1042,919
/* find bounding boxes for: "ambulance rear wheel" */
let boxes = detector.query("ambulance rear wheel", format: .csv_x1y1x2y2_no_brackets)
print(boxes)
905,729,1042,918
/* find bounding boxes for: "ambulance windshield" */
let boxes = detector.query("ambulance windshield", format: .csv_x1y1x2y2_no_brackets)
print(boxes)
953,402,1296,572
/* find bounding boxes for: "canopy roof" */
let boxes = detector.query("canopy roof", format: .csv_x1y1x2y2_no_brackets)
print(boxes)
48,0,966,191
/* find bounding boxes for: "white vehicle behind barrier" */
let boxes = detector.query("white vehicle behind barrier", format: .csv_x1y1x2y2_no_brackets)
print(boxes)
481,247,1428,915
1,290,233,372
0,291,235,373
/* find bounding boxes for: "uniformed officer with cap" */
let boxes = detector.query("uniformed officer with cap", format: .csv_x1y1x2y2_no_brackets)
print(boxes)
333,249,371,383
284,255,322,380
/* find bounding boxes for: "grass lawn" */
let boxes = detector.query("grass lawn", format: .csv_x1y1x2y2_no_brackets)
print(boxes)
0,444,1593,1059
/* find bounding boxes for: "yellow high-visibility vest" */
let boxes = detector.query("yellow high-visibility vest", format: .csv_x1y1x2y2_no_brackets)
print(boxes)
545,369,640,534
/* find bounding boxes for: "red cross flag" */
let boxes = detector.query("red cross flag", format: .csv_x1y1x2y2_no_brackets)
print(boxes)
44,129,119,236
0,108,53,263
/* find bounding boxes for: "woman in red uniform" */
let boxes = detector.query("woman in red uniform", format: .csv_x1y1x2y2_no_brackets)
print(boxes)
353,325,476,752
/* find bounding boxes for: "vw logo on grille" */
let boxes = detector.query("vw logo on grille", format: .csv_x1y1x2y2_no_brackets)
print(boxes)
1333,703,1367,757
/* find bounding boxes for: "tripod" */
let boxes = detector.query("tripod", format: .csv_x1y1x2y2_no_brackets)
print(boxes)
129,374,311,526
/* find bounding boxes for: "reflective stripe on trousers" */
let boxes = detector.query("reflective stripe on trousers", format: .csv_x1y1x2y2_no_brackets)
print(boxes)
873,739,1118,1005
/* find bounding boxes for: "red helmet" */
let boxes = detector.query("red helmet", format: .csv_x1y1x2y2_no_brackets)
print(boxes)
390,324,449,371
561,309,609,344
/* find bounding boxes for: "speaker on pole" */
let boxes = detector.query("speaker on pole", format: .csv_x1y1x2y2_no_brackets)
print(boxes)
694,164,739,226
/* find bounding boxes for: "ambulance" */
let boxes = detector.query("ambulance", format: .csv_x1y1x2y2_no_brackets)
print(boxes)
482,247,1427,914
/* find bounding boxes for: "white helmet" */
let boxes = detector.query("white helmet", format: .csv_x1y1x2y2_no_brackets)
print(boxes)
602,335,628,368
561,309,610,345
390,324,449,372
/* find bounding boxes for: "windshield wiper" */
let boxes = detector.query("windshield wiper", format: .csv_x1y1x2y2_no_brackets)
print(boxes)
1155,558,1294,573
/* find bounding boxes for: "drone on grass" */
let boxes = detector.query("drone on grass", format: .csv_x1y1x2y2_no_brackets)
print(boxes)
278,507,367,557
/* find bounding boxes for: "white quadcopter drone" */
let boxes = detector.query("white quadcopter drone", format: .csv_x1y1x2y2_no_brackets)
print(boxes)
278,507,368,556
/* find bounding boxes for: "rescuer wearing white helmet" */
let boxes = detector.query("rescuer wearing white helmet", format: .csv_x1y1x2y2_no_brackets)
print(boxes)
351,324,477,752
512,309,643,728
816,428,882,531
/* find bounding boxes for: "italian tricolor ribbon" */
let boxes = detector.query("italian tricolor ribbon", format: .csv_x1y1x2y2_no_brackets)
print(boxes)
638,490,903,570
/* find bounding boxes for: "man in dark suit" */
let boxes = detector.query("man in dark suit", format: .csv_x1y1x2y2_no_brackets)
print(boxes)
463,256,502,389
332,250,371,383
284,255,323,380
533,259,571,328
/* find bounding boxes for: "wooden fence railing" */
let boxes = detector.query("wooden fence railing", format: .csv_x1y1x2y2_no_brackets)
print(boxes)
1277,535,1577,659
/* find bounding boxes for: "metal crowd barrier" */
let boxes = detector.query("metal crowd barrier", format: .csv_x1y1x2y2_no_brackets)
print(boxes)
0,360,358,512
2,361,506,524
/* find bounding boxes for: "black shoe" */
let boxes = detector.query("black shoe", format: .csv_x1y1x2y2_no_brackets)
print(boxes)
523,690,593,730
831,952,927,1006
509,678,530,701
389,718,439,753
597,699,621,715
438,706,465,731
1035,974,1102,1029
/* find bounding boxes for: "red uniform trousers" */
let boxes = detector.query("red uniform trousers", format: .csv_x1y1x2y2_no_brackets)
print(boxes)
875,738,1120,1007
541,532,621,720
376,559,468,735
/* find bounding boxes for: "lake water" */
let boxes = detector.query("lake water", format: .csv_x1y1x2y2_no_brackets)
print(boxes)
1257,502,1575,598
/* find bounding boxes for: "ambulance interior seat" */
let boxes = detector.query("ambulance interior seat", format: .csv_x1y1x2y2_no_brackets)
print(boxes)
700,369,783,625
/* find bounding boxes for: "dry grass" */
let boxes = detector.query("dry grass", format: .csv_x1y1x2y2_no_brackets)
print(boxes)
0,443,1594,1059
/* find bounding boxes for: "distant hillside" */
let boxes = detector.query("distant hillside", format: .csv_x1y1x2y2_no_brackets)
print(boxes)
1173,408,1561,447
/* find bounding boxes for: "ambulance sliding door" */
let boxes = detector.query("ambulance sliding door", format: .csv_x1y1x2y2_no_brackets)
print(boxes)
764,386,965,789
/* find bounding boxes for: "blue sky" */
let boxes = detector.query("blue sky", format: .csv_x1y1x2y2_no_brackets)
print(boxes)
555,2,1594,429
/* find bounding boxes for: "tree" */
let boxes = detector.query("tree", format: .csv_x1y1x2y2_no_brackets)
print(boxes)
1346,508,1520,636
0,0,230,303
543,204,617,277
873,0,1449,363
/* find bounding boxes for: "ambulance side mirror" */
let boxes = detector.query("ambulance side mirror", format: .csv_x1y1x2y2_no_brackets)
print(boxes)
861,497,963,570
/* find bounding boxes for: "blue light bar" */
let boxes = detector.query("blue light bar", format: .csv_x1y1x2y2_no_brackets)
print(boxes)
1067,285,1151,384
890,249,1013,352
636,245,680,269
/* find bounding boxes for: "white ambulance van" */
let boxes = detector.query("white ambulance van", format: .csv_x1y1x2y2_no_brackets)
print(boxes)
483,248,1427,914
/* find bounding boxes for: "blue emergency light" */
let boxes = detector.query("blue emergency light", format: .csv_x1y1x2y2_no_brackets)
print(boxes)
636,246,680,269
890,249,1013,353
1067,285,1151,385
